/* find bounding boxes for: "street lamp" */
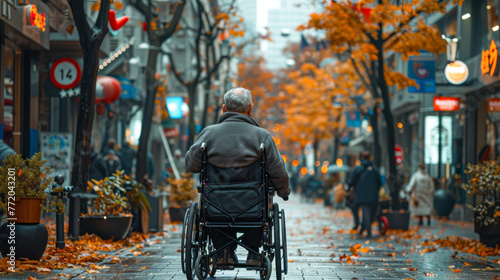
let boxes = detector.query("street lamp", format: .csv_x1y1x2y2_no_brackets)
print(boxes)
220,39,231,58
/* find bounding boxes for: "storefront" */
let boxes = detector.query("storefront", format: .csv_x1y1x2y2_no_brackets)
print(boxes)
0,0,50,156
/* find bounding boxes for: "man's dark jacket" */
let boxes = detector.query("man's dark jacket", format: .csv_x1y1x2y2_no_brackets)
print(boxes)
348,160,382,204
185,112,290,198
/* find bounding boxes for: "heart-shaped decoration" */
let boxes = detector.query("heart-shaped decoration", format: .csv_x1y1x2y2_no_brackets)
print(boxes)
109,10,129,31
415,66,429,79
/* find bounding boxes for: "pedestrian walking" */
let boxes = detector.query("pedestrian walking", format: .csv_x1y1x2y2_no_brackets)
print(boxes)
348,151,382,238
185,87,290,265
405,163,435,225
89,151,107,181
119,141,136,176
173,149,187,175
103,149,123,176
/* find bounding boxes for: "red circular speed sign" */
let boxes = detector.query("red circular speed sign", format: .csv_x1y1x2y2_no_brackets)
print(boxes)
50,58,81,89
395,144,404,165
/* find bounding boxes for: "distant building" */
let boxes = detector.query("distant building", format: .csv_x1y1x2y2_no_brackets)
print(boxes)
265,0,320,70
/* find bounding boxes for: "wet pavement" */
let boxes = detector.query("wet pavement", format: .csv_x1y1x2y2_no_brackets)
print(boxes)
4,194,500,279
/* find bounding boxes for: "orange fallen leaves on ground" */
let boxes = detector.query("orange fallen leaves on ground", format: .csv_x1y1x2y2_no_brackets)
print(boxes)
449,265,462,273
424,271,436,276
139,266,149,271
0,226,154,275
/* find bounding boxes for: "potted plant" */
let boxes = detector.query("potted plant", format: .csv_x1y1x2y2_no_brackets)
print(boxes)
462,160,500,247
166,173,196,222
0,153,53,261
81,170,151,240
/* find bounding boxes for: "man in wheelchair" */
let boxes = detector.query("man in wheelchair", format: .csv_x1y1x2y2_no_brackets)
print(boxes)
185,87,290,266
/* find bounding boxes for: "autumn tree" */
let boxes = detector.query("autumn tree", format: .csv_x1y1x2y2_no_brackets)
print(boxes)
301,0,460,209
131,0,186,182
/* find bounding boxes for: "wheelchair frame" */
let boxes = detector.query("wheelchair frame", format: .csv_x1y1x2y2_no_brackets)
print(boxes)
181,142,288,280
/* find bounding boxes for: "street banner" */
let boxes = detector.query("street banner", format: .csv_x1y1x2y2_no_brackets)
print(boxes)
424,116,452,164
40,133,72,183
408,52,436,93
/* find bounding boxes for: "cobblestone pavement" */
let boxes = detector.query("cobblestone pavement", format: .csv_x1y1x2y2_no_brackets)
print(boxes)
5,195,500,279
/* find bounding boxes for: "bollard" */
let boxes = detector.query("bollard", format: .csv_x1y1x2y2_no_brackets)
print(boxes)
49,175,73,249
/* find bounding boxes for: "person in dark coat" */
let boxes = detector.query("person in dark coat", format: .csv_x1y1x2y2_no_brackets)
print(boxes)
348,151,382,238
103,149,123,176
119,141,136,176
185,87,290,266
89,151,108,181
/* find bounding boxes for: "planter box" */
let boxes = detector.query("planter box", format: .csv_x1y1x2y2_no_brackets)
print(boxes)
475,220,500,248
168,207,188,222
80,215,133,240
147,193,164,232
383,211,410,230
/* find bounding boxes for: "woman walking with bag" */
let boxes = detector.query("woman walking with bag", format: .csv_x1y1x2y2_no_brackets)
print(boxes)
405,164,435,225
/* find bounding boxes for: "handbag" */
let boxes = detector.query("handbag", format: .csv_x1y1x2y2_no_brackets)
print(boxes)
333,183,347,203
411,193,419,207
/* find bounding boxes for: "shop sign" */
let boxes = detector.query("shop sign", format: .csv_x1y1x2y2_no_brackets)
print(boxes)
444,60,469,85
482,40,498,77
424,116,452,164
488,98,500,112
408,51,436,93
433,97,460,111
395,144,404,165
25,4,46,32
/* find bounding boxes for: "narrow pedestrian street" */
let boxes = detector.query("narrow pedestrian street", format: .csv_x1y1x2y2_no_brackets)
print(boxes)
8,194,500,280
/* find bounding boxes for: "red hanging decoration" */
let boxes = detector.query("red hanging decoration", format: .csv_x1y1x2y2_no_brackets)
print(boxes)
109,10,129,30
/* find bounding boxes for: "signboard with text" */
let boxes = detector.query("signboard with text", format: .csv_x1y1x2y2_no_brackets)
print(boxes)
488,98,500,112
434,97,460,111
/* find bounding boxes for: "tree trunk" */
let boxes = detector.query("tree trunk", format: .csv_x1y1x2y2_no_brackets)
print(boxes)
376,40,400,210
369,113,381,168
70,44,100,191
136,46,160,182
187,84,197,147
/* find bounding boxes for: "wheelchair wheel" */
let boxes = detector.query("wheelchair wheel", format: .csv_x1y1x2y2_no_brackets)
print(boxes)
260,255,272,280
281,209,288,275
185,202,199,280
194,255,216,280
273,203,282,280
181,207,191,274
378,215,389,236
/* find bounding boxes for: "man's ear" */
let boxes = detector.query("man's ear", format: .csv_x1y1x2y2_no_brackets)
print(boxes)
222,104,227,113
248,103,253,116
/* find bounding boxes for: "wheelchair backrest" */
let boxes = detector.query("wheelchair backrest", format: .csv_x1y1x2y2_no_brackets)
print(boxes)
200,143,268,225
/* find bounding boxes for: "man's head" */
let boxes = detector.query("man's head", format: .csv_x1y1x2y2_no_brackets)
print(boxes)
419,163,425,170
360,151,371,161
222,87,253,116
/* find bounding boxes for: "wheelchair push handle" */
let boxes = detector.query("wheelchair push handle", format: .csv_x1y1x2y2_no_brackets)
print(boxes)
200,142,207,151
259,143,264,152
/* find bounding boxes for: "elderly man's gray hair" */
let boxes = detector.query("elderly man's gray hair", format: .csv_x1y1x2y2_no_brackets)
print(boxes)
223,87,252,112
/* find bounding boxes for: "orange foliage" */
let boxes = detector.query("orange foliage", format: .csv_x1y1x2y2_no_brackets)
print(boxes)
300,0,450,95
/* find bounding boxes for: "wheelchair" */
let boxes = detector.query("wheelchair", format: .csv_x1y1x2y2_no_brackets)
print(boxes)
181,142,288,280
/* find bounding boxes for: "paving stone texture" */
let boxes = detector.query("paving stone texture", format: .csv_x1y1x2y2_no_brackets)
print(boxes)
4,195,500,280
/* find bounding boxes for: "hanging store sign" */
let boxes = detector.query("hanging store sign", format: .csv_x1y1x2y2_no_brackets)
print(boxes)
394,144,404,165
25,4,46,32
444,60,469,85
488,98,500,112
433,97,460,111
482,40,498,77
